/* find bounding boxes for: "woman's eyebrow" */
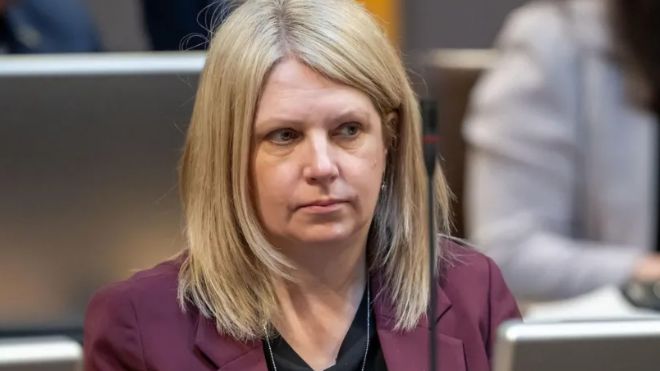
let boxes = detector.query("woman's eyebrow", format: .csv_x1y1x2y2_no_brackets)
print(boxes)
254,116,305,129
254,108,371,130
329,108,371,123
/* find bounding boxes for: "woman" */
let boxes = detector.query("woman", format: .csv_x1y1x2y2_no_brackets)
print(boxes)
464,0,658,301
84,1,520,370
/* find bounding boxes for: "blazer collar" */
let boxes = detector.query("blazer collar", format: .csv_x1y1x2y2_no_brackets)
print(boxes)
369,273,453,328
193,275,460,371
371,275,466,371
194,313,266,371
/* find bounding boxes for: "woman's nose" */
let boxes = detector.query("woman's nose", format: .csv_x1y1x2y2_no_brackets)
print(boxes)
302,135,339,184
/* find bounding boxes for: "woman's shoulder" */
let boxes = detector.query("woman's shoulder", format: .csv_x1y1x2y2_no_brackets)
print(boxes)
84,254,193,340
88,255,184,310
440,236,520,319
440,236,497,285
439,237,521,352
83,254,197,368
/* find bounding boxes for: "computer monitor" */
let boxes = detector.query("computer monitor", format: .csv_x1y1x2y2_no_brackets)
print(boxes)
493,319,660,371
0,52,204,331
0,336,81,371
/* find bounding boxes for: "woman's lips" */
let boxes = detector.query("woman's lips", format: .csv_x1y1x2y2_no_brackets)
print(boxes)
298,199,347,213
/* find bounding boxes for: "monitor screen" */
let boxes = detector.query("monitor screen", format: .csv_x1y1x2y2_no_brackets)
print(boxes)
0,336,81,371
0,52,204,333
494,319,660,371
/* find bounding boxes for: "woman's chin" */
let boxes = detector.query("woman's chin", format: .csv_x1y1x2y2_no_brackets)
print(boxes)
288,224,358,246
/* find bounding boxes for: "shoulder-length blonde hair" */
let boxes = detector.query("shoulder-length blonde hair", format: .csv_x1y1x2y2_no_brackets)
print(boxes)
178,0,451,341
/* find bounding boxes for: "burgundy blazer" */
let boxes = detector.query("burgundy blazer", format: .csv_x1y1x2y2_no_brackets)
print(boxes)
84,240,520,371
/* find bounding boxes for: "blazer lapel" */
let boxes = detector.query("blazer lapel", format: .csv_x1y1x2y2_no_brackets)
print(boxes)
194,313,268,371
192,277,466,371
372,276,467,371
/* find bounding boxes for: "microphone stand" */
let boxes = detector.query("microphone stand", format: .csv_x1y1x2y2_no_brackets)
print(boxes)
421,99,439,371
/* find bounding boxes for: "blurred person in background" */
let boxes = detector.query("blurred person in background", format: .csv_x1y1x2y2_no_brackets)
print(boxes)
464,0,659,302
0,0,100,53
141,0,230,51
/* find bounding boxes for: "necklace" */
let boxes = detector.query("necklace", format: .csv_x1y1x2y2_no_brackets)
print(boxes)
265,285,371,371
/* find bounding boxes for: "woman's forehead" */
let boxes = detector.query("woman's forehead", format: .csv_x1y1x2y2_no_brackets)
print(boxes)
254,59,379,127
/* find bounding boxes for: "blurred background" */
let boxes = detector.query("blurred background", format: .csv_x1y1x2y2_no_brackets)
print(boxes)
74,0,528,51
1,0,657,345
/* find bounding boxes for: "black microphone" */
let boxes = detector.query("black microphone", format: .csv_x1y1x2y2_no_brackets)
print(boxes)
420,99,439,371
655,107,659,254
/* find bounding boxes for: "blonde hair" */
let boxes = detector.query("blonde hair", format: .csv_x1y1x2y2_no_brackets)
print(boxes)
178,0,451,341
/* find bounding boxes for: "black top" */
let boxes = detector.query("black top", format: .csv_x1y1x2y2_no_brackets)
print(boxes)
263,287,387,371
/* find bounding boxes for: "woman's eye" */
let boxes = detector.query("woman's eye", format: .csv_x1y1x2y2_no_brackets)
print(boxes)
336,122,361,138
267,128,299,144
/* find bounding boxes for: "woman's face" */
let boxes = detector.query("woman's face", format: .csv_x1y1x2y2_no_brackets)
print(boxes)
251,59,387,250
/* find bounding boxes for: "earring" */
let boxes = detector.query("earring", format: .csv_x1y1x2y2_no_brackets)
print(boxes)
381,181,387,192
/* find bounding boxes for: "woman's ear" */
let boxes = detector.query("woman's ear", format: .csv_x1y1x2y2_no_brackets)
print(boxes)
383,110,398,152
384,111,398,128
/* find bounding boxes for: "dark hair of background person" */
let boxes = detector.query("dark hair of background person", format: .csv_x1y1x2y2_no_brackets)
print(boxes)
609,0,660,116
141,0,231,51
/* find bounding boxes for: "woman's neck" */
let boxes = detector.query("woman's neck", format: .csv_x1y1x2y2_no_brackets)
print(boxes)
270,240,368,370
